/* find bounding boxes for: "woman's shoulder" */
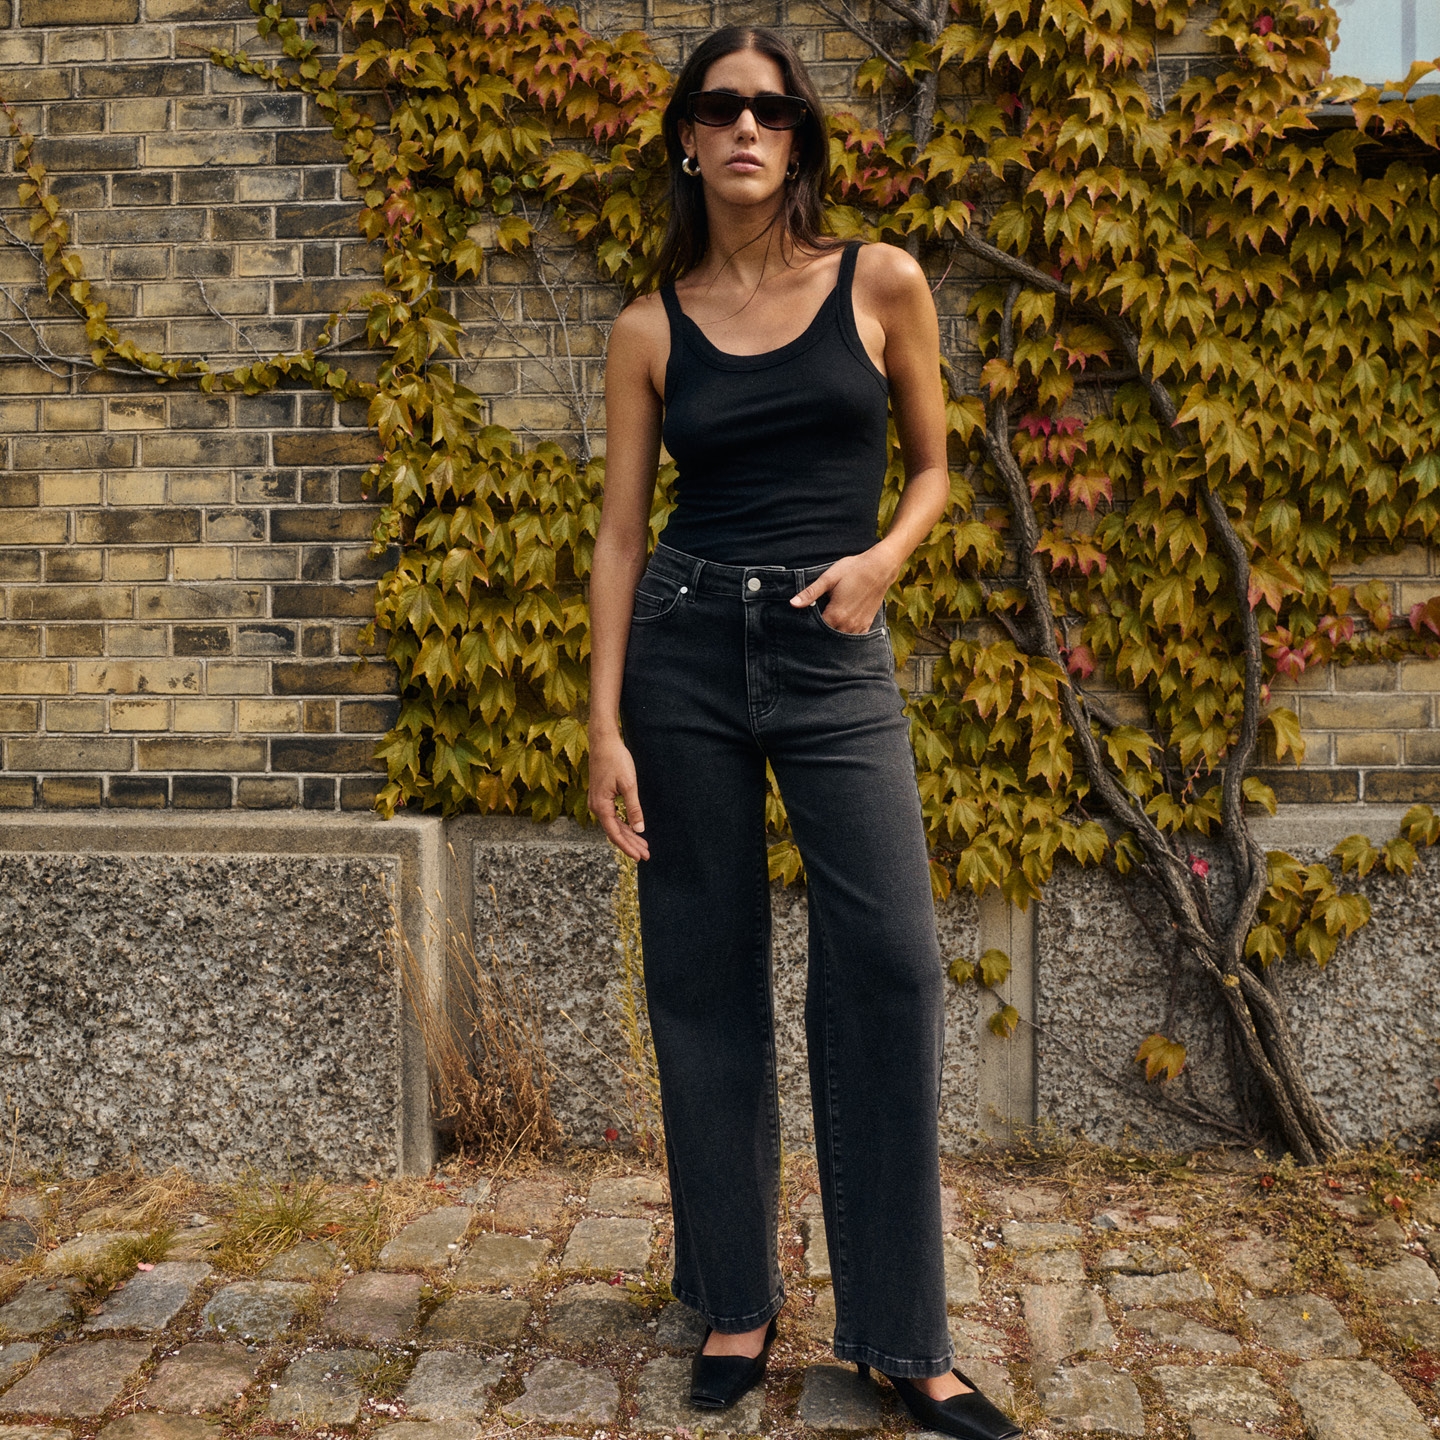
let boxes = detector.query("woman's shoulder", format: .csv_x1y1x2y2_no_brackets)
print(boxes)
609,289,670,355
850,238,929,301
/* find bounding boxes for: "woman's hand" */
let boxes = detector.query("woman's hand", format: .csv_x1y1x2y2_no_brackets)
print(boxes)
588,730,651,861
789,547,898,633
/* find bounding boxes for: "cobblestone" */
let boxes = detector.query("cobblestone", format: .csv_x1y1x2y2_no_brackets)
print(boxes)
1037,1361,1144,1437
795,1363,883,1429
559,1218,652,1274
505,1358,618,1424
325,1272,423,1344
1220,1231,1292,1291
635,1356,760,1433
585,1177,666,1215
1022,1284,1117,1373
1346,1253,1440,1304
1288,1358,1430,1439
400,1351,504,1419
491,1181,566,1232
1122,1309,1241,1353
201,1281,309,1342
266,1349,375,1426
1104,1269,1215,1307
0,1340,153,1418
545,1284,650,1346
85,1263,210,1333
256,1241,339,1281
142,1342,257,1412
452,1235,550,1289
378,1208,472,1271
0,1281,81,1335
421,1295,530,1347
0,1226,38,1265
1244,1292,1361,1358
1150,1364,1284,1424
1,1162,1437,1440
99,1416,217,1440
0,1347,39,1391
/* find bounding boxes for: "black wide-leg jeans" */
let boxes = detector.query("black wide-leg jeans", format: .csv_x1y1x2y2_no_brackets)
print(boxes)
619,542,953,1379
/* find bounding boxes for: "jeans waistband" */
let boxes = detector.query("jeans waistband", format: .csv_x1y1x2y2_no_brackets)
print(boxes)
649,542,833,600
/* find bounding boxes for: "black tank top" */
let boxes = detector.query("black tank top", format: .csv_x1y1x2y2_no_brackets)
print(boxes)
657,240,890,568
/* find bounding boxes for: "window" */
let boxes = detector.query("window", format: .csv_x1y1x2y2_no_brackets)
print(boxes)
1332,0,1440,85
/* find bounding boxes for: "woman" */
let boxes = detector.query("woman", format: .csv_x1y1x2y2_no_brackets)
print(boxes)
586,24,1021,1440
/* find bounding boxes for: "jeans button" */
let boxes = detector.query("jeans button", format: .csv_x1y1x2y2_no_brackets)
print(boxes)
746,576,761,592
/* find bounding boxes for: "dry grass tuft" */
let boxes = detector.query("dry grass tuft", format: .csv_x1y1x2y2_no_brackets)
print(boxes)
216,1174,332,1274
612,853,663,1158
71,1228,175,1296
393,868,561,1166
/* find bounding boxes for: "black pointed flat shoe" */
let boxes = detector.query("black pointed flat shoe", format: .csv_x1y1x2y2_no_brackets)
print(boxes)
689,1316,778,1410
859,1363,1023,1440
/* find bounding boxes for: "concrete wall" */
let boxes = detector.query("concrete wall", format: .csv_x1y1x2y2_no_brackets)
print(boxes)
7,807,1434,1179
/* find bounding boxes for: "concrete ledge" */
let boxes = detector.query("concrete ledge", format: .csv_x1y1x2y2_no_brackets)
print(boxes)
0,811,445,1178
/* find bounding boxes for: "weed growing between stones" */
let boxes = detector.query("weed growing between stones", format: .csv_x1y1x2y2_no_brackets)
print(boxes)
217,1177,333,1276
390,878,561,1167
70,1230,176,1300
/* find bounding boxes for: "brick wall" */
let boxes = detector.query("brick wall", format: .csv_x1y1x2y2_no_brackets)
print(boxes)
0,0,1437,814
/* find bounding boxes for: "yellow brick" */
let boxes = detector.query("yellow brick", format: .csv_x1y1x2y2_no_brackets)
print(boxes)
237,699,299,732
1300,694,1431,729
0,400,40,433
0,662,69,695
42,398,105,432
110,698,171,731
1401,658,1440,692
1334,732,1401,766
75,660,201,695
0,700,38,731
107,397,167,431
489,397,575,430
110,98,170,132
1334,545,1431,579
107,471,168,506
43,700,104,733
168,473,232,505
823,30,872,59
42,473,103,506
172,548,234,581
1408,732,1440,765
1334,662,1397,693
108,548,168,582
173,699,236,732
1400,583,1440,613
205,661,268,695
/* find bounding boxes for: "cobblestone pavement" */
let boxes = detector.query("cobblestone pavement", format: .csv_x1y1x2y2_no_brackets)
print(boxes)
2,1154,1440,1440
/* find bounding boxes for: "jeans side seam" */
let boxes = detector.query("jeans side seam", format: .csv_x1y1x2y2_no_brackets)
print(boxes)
811,898,849,1338
753,812,783,1308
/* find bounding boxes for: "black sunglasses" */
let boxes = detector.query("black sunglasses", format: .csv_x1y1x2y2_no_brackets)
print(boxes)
687,89,808,131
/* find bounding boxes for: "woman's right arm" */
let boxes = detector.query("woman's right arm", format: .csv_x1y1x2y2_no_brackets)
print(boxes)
587,296,666,860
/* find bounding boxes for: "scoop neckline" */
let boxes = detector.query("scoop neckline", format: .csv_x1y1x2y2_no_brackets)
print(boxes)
670,279,842,371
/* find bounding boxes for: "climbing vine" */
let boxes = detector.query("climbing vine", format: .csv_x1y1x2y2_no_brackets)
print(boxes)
7,0,1440,1153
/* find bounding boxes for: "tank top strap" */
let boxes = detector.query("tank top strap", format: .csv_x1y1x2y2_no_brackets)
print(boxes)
660,284,685,335
832,240,882,387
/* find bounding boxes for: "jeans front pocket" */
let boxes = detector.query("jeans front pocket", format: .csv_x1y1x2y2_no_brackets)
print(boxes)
631,569,689,624
810,599,886,640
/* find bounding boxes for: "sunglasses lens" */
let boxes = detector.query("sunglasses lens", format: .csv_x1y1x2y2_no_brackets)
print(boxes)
753,96,806,129
690,92,743,125
688,91,807,130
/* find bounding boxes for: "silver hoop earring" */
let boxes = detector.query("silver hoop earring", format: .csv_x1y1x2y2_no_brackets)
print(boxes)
682,155,700,176
785,160,799,180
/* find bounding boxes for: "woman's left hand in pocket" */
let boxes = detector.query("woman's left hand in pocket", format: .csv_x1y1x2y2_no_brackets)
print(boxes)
790,549,895,633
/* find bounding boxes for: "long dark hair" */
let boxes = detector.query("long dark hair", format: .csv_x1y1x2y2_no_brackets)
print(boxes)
652,26,832,290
